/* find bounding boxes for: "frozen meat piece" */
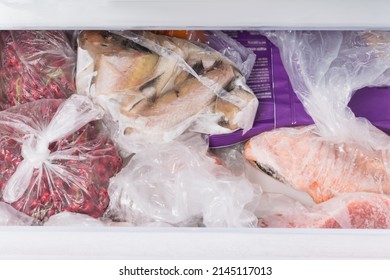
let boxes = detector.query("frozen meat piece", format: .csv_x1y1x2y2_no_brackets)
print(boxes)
244,126,390,203
258,192,390,229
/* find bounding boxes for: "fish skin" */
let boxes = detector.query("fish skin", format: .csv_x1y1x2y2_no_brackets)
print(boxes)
95,53,159,94
244,126,390,203
121,61,236,132
80,31,187,106
215,87,257,130
78,30,257,139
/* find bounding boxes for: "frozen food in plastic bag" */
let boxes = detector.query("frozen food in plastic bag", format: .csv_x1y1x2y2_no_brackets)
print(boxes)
106,134,259,227
244,31,390,202
258,192,390,229
44,212,105,226
0,31,76,110
209,31,390,148
0,95,122,221
0,202,33,226
76,30,258,144
244,126,390,203
151,30,256,80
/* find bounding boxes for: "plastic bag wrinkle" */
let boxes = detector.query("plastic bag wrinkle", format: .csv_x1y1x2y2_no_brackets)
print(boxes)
106,134,259,227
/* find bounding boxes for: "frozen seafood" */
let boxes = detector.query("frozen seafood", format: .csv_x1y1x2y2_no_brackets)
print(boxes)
77,31,258,142
258,192,390,229
244,126,390,203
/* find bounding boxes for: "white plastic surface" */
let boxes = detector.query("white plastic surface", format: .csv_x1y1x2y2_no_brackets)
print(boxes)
0,0,390,29
1,227,390,259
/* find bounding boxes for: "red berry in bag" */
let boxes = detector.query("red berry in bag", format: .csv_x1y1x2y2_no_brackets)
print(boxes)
0,31,76,110
0,98,122,221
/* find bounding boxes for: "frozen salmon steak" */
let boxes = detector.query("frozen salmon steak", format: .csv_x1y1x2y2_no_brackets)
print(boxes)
244,126,390,203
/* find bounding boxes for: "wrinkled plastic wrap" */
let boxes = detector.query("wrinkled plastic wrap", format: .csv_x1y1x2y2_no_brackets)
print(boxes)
265,31,390,147
0,202,33,226
244,31,390,203
76,30,258,146
209,31,390,148
0,95,122,221
106,134,259,227
258,192,390,229
44,212,105,226
0,31,76,110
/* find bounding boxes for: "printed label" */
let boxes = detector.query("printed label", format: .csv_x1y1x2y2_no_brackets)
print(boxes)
225,31,273,100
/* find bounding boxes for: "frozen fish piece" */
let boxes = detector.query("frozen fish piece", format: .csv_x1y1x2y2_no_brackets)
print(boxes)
77,31,258,143
258,192,390,229
244,126,390,203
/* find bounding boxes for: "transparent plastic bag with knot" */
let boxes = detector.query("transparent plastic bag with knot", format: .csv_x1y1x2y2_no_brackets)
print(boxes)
0,95,122,222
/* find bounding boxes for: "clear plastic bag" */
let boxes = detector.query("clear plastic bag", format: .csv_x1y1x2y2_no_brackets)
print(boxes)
265,31,390,147
244,31,390,203
0,202,33,226
76,30,258,145
258,192,390,229
44,212,105,226
151,30,256,80
0,31,76,110
106,133,259,227
0,95,122,221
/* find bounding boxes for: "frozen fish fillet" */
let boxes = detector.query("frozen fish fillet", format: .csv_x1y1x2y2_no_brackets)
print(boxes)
244,126,390,203
77,31,258,140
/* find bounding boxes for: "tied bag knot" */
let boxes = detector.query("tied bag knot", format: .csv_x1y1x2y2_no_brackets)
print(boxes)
1,95,104,204
21,134,50,169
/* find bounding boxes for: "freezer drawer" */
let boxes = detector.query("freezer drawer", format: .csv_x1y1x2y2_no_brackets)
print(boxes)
1,227,390,259
0,0,390,260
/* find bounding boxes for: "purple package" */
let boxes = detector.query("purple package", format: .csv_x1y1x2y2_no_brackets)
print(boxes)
209,31,390,148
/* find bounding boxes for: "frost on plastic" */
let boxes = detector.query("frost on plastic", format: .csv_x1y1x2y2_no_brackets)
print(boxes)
258,192,390,229
0,95,122,221
0,31,76,110
106,134,259,227
76,30,258,145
